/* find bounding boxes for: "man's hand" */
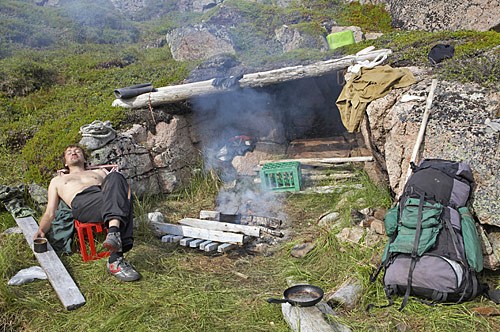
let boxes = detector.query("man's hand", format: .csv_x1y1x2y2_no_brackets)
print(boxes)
33,228,46,239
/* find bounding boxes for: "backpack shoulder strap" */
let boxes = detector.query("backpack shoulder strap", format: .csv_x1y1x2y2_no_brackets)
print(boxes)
399,191,426,311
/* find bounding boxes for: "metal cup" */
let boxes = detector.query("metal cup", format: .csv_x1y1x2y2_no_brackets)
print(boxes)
34,238,48,253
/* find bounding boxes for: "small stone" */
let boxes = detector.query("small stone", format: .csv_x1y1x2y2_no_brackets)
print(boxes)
326,279,363,309
147,212,164,223
370,218,386,235
290,242,316,258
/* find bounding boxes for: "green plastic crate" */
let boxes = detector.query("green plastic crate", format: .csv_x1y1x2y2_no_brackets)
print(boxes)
326,30,355,50
260,161,302,192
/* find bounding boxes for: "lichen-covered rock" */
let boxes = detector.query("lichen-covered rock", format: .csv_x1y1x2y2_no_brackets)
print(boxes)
166,24,235,61
147,116,200,192
177,0,223,12
88,135,160,196
355,0,499,32
109,0,146,13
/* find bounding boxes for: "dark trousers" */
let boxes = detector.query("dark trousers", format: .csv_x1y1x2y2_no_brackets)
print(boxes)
71,172,134,252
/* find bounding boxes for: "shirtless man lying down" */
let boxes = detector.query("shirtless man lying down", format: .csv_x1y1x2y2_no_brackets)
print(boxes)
34,144,140,281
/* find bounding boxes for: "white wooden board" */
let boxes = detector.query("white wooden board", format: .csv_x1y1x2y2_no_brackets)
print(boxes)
150,222,244,244
178,218,260,237
14,216,86,310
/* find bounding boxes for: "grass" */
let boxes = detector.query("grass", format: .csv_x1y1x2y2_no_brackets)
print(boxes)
1,167,498,331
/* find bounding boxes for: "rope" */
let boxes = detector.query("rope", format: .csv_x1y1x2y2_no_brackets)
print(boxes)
79,120,116,139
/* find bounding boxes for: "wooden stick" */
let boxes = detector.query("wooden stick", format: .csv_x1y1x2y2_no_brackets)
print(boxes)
405,79,438,183
259,156,373,166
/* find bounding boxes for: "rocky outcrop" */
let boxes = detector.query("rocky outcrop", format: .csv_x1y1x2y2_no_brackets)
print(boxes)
177,0,223,12
354,0,500,32
362,71,500,269
109,0,146,13
166,24,236,61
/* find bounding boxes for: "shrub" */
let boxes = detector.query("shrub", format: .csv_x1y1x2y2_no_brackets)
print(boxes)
439,52,500,88
0,59,57,97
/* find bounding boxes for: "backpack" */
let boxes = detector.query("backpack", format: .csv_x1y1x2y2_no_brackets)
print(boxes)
370,159,485,310
428,44,455,65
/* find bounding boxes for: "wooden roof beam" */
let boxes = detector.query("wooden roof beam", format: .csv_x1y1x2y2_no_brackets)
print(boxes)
111,49,392,109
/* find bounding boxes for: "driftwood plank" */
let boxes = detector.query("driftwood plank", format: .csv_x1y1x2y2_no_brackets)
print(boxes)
112,49,392,109
199,210,220,220
189,239,205,248
199,240,213,250
150,222,244,244
161,234,174,243
171,235,183,243
204,242,219,252
178,218,261,237
14,216,86,310
179,237,195,246
259,156,373,166
217,243,237,253
299,184,363,194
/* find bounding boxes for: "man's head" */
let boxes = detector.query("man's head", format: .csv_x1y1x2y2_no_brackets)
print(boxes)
62,145,88,170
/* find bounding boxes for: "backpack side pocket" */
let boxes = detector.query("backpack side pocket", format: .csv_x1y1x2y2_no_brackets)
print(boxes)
459,207,483,272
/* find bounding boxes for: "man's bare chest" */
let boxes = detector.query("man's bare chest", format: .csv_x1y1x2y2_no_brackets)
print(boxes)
61,171,103,187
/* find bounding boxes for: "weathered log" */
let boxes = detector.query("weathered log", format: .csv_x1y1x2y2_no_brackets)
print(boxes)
112,49,392,109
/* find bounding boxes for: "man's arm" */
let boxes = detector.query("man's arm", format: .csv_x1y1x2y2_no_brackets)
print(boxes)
33,178,60,239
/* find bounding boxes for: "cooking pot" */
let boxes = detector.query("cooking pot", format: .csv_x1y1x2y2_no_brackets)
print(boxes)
267,284,324,307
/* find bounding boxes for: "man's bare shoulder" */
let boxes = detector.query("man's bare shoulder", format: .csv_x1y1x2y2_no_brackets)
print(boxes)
49,172,69,187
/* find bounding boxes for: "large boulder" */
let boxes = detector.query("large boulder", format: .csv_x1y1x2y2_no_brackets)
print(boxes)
166,24,236,61
177,0,223,12
354,0,500,32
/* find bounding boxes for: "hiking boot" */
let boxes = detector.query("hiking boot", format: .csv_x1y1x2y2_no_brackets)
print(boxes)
107,257,141,282
103,231,122,253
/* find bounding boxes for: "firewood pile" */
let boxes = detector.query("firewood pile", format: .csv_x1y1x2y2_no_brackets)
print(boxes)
149,210,285,254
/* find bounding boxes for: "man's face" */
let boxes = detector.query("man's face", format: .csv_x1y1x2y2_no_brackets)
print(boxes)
64,147,85,166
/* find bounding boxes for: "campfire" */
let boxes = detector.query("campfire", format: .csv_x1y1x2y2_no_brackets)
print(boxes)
150,208,287,254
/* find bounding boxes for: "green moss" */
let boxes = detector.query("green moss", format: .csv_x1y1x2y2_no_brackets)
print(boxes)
290,21,327,36
337,1,392,33
439,52,499,88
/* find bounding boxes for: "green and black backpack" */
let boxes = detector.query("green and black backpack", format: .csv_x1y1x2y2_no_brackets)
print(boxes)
371,159,485,310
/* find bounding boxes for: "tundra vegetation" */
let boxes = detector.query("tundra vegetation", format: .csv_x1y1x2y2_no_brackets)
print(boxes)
0,0,499,331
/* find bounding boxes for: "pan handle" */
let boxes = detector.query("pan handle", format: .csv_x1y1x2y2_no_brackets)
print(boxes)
267,298,289,304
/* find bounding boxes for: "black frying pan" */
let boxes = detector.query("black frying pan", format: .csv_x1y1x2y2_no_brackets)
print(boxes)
267,284,324,307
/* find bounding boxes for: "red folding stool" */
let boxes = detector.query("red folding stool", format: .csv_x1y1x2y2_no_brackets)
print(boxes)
74,220,110,262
